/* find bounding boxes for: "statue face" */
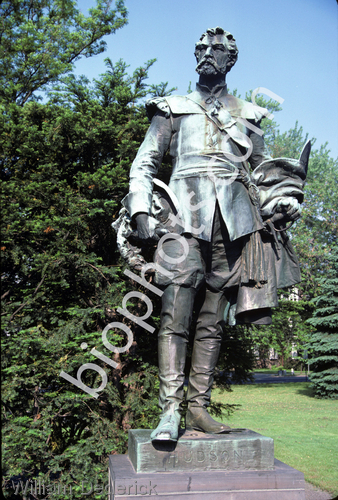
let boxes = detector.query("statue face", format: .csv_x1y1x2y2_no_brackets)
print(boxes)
195,34,229,76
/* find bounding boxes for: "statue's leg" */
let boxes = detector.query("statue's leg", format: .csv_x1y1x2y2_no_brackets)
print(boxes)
150,284,196,442
151,233,205,441
185,288,231,433
186,204,241,433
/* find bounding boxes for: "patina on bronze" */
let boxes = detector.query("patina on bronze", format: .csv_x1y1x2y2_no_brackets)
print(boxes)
116,27,309,443
128,429,274,473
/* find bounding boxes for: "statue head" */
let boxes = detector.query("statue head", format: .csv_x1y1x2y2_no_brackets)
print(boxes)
195,27,238,77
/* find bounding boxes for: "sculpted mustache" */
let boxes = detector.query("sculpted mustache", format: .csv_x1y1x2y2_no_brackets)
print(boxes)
196,58,219,70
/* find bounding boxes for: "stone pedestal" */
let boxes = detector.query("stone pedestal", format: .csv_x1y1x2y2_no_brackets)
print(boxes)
129,429,274,472
109,429,306,499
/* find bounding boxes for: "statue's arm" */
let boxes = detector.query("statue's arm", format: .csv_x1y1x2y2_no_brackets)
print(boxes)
123,110,172,218
249,122,301,221
248,122,306,223
247,120,272,171
122,109,172,240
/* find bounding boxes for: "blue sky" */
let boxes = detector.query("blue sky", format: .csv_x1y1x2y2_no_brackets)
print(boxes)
75,0,338,159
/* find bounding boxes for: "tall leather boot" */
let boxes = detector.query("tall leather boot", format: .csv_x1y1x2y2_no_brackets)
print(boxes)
151,285,196,442
186,288,231,433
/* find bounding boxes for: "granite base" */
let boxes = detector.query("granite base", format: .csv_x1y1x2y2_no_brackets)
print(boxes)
109,428,305,499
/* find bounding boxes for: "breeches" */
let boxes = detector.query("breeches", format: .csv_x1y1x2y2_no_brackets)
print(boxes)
154,204,244,294
153,206,237,411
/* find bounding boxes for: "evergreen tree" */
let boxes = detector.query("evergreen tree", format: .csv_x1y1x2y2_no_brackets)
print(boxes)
0,0,128,105
306,245,338,398
1,57,172,498
1,1,172,496
244,92,338,367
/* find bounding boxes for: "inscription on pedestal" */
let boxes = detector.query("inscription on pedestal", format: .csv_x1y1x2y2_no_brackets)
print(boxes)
128,429,274,473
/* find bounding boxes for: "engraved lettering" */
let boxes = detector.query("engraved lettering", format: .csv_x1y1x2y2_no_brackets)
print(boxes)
197,451,205,462
183,450,192,463
209,450,217,462
221,450,229,462
245,450,256,464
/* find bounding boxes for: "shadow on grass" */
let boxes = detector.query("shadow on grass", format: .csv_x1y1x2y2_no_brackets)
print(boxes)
242,382,312,391
245,383,286,389
295,385,316,398
245,381,317,399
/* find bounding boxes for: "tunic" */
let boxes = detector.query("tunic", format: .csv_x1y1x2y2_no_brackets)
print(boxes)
123,83,271,242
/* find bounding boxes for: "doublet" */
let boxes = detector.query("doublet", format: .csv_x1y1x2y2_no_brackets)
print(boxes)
123,85,272,242
122,84,305,322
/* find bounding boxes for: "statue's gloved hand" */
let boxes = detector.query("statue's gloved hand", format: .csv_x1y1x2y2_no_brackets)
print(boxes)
133,213,167,244
275,197,302,223
135,213,153,240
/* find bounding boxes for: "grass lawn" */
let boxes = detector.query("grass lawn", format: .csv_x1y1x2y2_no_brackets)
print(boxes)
214,382,338,496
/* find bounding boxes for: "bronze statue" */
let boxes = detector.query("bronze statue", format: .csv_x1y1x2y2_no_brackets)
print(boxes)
115,27,310,442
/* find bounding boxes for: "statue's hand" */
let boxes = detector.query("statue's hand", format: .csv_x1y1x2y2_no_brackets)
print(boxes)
275,197,301,222
134,213,160,243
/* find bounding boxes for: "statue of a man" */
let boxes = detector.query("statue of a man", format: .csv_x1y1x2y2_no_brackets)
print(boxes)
121,27,309,442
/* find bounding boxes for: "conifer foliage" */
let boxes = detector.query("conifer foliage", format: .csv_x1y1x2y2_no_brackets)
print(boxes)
1,58,178,499
307,245,338,398
0,0,128,105
1,1,174,496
